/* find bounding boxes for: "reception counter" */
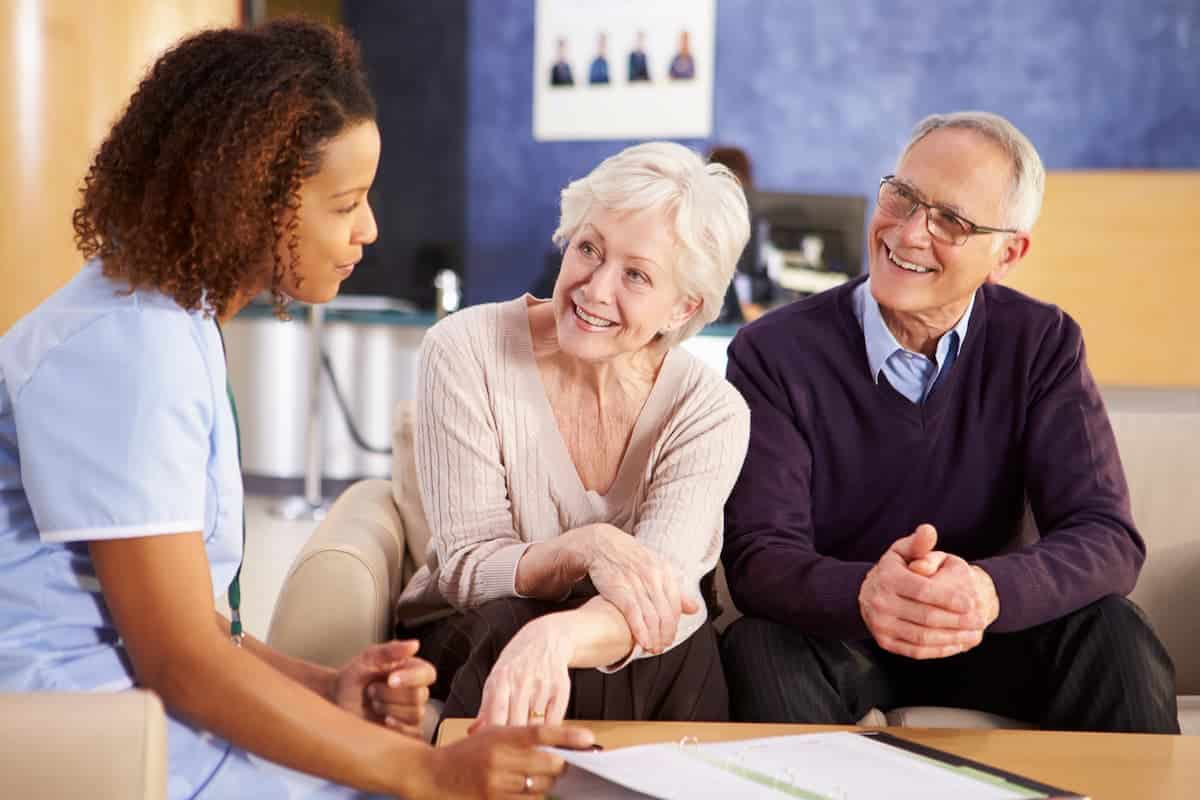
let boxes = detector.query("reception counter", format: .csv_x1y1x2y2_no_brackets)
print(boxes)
224,301,738,487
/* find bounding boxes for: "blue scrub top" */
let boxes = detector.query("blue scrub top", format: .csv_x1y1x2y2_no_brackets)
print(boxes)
0,262,385,799
0,260,244,795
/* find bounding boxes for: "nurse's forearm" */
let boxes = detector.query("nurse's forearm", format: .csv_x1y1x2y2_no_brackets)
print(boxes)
214,612,336,699
92,534,425,798
172,631,428,797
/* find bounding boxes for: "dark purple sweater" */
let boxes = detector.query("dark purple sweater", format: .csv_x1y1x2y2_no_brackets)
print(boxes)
722,277,1144,639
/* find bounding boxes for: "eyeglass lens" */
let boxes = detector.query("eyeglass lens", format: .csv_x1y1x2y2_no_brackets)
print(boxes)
878,181,970,244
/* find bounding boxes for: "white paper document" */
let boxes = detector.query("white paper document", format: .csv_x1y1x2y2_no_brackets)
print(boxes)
548,732,1083,800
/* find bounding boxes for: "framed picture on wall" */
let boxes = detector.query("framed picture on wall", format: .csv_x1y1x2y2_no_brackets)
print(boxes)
533,0,716,141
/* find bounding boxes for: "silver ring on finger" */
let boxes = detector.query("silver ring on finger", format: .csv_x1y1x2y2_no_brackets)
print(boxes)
524,774,535,793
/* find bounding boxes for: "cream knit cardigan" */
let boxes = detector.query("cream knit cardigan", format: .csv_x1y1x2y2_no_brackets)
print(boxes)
396,296,749,667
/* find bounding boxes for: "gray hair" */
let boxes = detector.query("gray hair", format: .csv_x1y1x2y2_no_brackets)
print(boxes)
902,111,1046,231
552,141,750,344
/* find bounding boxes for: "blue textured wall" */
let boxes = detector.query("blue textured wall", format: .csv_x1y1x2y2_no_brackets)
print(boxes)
342,1,468,303
463,0,1199,304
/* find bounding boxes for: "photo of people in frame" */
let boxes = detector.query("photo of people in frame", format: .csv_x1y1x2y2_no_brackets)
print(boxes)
534,0,715,141
550,36,574,86
628,30,651,82
589,32,610,85
669,29,695,80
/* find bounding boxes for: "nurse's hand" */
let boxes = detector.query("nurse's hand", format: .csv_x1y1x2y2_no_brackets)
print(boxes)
471,617,572,730
420,724,595,800
331,639,436,738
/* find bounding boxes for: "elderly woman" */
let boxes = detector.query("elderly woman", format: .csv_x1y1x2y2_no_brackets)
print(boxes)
395,142,751,728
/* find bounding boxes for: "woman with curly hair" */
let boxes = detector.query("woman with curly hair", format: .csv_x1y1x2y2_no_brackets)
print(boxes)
0,18,589,800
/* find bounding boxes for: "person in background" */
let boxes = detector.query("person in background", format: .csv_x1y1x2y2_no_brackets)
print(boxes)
719,111,1179,734
707,145,778,322
396,142,750,730
705,143,763,321
668,30,695,79
0,18,591,800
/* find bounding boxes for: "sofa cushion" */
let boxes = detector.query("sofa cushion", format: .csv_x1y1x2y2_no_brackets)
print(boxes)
268,479,405,669
1178,696,1200,737
884,706,1030,729
889,697,1198,736
0,691,167,800
1104,388,1200,695
392,400,433,580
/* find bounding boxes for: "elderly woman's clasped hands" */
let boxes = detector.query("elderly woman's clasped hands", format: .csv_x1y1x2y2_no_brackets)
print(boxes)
472,523,699,729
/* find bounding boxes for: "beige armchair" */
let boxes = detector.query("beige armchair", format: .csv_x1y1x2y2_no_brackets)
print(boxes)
267,401,443,740
267,477,412,670
0,690,167,800
269,401,432,665
268,391,1200,735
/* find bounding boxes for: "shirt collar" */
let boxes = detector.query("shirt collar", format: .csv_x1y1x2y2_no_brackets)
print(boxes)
855,279,976,383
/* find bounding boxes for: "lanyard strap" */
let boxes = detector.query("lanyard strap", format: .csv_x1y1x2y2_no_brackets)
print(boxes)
215,323,246,646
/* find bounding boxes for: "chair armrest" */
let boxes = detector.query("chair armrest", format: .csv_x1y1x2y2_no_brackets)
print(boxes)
267,479,407,668
0,690,166,800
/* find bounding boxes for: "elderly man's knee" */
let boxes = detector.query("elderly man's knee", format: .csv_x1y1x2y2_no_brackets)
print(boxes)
1081,595,1154,639
1073,595,1174,675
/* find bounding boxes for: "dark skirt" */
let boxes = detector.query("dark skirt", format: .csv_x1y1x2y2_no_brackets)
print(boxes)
401,596,729,722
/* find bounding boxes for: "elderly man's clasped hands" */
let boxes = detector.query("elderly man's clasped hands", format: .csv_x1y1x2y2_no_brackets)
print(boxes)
858,524,1000,660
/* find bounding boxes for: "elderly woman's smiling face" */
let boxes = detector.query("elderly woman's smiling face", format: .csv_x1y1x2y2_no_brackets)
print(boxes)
553,204,699,364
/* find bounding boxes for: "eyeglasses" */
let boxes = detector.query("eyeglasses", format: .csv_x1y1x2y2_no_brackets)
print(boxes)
877,176,1018,246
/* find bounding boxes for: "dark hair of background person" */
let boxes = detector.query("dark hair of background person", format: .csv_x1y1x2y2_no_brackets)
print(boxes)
706,146,753,191
72,17,376,319
706,145,757,322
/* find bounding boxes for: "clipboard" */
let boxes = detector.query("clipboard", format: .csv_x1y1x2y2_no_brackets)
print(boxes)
858,731,1085,799
548,730,1087,799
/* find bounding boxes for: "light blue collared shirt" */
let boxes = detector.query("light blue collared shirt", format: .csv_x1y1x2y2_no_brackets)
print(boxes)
853,279,975,404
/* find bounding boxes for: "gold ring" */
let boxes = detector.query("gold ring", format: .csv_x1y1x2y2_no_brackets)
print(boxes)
529,710,546,720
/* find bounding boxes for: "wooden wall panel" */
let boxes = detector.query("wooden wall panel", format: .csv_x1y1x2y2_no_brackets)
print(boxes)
1006,171,1200,387
1,0,239,334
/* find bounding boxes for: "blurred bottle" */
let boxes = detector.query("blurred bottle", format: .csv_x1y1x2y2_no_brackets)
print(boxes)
433,269,461,318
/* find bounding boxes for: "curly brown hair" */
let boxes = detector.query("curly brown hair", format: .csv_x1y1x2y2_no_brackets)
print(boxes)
73,17,376,319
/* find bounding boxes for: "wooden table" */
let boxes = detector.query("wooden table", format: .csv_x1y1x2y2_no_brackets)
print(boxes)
437,719,1200,800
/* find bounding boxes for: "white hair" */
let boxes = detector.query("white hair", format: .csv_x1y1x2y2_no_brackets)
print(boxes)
902,111,1046,232
552,141,750,344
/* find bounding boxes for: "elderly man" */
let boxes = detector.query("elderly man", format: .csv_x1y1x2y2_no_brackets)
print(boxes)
719,111,1179,733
